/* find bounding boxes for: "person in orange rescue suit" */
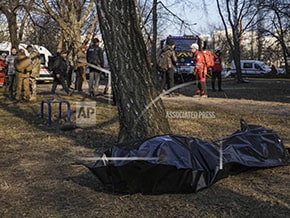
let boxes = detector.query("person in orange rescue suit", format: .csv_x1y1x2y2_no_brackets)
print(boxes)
0,53,7,87
191,43,207,97
212,47,223,92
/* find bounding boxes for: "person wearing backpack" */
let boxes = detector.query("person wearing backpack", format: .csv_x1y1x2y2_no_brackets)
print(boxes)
212,47,223,92
191,43,208,98
159,41,177,96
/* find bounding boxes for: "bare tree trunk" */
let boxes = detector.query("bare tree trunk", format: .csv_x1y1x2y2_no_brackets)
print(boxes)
7,12,19,47
272,6,290,74
96,0,171,143
256,0,264,60
151,0,159,87
0,3,24,48
216,0,242,81
232,37,243,82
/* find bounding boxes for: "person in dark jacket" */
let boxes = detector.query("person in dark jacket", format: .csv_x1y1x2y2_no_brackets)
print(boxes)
211,47,223,92
86,37,104,96
51,51,72,95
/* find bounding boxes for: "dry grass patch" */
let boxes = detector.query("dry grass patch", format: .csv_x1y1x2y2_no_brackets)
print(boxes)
0,79,290,217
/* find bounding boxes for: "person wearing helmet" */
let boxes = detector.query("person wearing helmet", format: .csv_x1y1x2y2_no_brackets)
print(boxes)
212,47,223,91
191,43,207,97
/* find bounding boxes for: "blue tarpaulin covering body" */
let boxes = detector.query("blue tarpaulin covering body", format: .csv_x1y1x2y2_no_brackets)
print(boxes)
87,121,290,194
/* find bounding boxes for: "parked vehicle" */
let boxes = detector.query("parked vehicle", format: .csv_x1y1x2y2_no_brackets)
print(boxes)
160,35,201,82
231,60,271,77
0,41,27,56
277,66,286,75
221,68,231,78
0,41,53,82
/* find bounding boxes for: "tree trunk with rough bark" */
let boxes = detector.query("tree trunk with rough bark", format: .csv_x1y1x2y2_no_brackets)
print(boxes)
96,0,171,143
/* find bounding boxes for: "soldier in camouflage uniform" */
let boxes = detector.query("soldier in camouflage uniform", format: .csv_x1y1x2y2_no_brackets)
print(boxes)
14,49,33,102
27,45,41,101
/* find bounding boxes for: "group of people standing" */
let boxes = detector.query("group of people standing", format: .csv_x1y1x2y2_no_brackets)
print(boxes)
1,45,41,102
2,38,223,102
50,37,105,97
1,37,105,102
159,41,223,97
190,44,223,97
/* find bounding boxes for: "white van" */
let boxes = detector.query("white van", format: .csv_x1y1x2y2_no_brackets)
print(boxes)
231,60,271,76
0,41,53,82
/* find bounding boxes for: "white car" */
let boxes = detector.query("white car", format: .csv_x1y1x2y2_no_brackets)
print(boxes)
277,67,286,75
231,60,271,77
221,68,231,78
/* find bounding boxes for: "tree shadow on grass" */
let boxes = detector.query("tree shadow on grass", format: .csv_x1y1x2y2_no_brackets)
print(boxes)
0,92,118,151
65,168,290,217
178,78,290,103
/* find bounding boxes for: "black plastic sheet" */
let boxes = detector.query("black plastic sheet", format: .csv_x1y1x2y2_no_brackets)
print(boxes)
87,120,290,194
